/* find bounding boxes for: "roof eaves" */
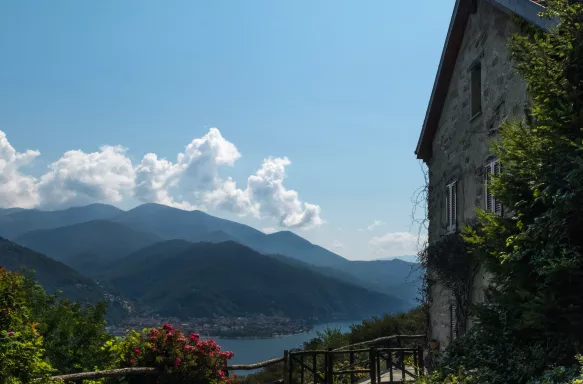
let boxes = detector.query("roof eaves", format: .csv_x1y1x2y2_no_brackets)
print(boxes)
415,0,554,162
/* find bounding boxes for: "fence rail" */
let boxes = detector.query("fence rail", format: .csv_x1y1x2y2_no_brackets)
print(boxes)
39,334,426,383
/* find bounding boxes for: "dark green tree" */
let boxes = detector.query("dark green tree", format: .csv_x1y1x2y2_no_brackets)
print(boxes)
435,1,583,382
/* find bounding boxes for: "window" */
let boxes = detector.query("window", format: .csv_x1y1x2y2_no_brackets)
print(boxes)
485,160,502,214
450,303,459,340
470,61,482,118
446,181,457,233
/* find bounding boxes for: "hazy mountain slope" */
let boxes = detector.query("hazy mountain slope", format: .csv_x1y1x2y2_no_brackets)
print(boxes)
0,204,123,239
14,220,163,275
0,237,128,322
105,241,405,320
244,231,351,268
113,203,350,267
0,208,26,217
112,203,262,243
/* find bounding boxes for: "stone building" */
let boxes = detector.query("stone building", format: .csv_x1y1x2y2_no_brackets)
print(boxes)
414,0,554,349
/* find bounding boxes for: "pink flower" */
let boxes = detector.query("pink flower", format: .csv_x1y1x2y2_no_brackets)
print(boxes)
135,349,141,354
174,357,181,368
218,370,225,378
153,347,157,351
7,332,14,336
163,324,174,331
130,359,134,363
189,333,200,341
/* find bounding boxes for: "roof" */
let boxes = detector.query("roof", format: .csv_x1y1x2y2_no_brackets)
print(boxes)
415,0,556,162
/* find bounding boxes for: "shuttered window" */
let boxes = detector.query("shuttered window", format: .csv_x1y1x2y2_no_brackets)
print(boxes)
485,160,502,214
450,303,459,340
446,181,457,233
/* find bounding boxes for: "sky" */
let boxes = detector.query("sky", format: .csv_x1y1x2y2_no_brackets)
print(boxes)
0,0,455,261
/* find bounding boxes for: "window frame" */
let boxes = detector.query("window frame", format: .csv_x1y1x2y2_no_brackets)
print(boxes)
470,60,482,119
445,180,458,233
485,160,502,215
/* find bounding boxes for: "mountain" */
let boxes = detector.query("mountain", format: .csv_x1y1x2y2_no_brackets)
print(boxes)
112,203,261,243
113,203,349,267
245,231,350,268
14,220,163,276
0,237,128,322
0,203,123,239
3,203,422,307
377,255,418,263
105,240,405,320
0,207,26,217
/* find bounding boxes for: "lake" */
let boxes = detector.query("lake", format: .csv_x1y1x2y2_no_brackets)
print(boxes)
207,321,358,374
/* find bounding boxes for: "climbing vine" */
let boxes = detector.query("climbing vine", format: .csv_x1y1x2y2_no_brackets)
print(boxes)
418,230,480,338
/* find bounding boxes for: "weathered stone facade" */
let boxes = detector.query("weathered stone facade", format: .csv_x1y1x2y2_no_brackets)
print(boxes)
426,0,528,348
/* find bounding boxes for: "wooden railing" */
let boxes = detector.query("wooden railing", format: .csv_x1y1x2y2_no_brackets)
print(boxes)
40,334,426,384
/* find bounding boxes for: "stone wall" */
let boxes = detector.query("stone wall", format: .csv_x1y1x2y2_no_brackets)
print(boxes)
427,0,528,349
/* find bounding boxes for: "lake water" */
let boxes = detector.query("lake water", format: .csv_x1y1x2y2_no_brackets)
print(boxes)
207,321,358,373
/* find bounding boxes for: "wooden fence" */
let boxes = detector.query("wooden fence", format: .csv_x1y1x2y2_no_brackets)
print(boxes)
40,334,426,384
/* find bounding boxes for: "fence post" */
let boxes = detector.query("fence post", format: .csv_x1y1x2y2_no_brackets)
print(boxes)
283,350,290,384
300,354,305,384
418,345,425,376
389,350,393,383
369,347,377,384
313,352,318,384
326,348,334,384
349,347,355,384
401,349,406,381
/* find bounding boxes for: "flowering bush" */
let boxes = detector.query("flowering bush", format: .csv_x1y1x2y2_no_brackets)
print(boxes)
117,324,237,384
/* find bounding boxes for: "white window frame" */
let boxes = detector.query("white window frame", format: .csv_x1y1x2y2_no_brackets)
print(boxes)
485,160,502,215
446,181,457,233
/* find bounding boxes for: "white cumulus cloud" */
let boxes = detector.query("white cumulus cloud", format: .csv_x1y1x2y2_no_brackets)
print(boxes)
205,157,324,229
261,227,278,234
0,131,40,208
37,145,136,209
369,232,427,257
0,128,323,230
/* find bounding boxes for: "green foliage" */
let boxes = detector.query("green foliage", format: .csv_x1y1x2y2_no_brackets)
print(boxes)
348,306,426,344
0,267,54,383
432,1,583,383
37,297,115,374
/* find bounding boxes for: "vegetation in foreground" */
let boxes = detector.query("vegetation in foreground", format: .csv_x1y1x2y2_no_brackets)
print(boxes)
421,1,583,383
0,267,237,384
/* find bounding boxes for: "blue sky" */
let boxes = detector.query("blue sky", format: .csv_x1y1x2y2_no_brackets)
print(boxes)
0,0,454,260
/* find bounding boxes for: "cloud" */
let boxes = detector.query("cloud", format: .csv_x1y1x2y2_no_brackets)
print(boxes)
0,128,323,229
262,227,278,234
37,145,135,209
369,232,427,257
0,131,40,208
366,220,386,231
205,157,323,229
331,240,344,249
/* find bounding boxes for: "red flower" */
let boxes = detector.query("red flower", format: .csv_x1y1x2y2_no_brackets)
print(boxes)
135,349,141,354
174,357,181,368
130,359,134,363
189,333,200,341
163,324,174,331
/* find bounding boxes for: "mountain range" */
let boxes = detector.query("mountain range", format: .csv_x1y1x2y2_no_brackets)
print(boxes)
0,203,421,322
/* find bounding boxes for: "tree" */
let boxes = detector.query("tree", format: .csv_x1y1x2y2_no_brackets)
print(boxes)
435,1,583,382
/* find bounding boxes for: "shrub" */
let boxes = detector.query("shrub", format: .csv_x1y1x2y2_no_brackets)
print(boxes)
116,323,237,384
